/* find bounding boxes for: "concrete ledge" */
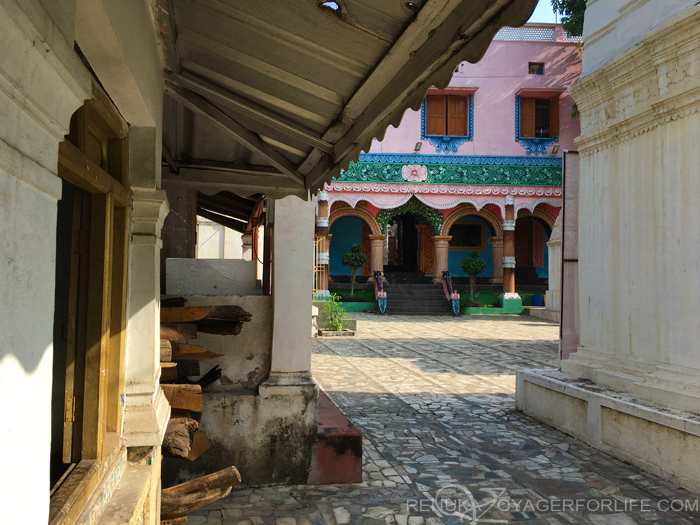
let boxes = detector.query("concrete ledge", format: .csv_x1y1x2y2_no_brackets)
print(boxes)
517,369,700,493
308,391,362,484
525,307,560,323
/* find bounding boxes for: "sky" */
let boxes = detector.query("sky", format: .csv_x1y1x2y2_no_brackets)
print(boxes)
528,0,558,23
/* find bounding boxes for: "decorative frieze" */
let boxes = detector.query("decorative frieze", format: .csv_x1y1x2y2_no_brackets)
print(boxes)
335,155,562,186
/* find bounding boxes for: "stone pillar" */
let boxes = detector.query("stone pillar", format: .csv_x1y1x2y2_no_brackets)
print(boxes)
368,234,387,282
489,237,504,284
122,189,171,446
432,236,452,283
241,232,253,261
261,195,318,484
500,196,521,313
315,191,330,295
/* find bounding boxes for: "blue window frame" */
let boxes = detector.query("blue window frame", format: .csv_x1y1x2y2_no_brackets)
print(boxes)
515,95,559,156
421,94,474,153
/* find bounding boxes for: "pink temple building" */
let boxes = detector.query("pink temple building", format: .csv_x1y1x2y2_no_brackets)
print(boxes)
315,24,582,313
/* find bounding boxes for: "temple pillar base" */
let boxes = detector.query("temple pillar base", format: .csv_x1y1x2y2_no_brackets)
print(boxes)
499,292,522,314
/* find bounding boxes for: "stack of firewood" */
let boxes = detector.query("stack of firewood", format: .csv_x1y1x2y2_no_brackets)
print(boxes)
159,299,251,524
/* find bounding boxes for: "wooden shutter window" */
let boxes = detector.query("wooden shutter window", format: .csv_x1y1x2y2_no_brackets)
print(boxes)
447,96,467,136
426,95,447,135
549,95,560,137
520,98,536,138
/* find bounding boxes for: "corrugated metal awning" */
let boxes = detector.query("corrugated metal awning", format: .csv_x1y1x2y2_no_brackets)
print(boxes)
159,0,538,198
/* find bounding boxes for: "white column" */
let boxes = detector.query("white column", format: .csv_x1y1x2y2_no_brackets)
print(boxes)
122,188,171,446
266,195,316,384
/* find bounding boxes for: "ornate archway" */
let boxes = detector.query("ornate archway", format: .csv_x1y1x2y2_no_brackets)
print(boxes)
375,196,444,235
328,202,382,235
440,203,503,237
517,205,556,230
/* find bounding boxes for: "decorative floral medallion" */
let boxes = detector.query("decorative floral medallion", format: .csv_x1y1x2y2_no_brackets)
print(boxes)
402,165,428,182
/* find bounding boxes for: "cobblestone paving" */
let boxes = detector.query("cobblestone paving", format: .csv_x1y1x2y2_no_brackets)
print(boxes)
189,315,699,525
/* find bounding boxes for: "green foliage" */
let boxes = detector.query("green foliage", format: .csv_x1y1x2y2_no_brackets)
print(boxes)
341,243,367,297
460,250,486,276
340,243,367,269
551,0,586,37
460,251,487,303
323,293,348,332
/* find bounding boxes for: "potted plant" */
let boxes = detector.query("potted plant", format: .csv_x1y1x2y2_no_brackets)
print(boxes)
341,243,367,297
319,293,353,336
460,250,486,304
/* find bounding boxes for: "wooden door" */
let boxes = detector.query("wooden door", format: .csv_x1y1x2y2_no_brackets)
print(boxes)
515,220,532,267
416,225,435,275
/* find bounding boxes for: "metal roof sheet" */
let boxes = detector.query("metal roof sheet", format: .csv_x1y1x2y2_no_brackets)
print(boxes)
159,0,539,198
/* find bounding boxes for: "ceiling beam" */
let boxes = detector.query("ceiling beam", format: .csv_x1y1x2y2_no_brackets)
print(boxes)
168,72,334,154
162,166,308,200
156,0,181,72
162,143,178,174
164,83,306,187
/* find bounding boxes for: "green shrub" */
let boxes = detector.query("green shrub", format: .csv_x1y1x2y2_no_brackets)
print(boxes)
460,250,487,303
341,243,367,297
323,293,348,331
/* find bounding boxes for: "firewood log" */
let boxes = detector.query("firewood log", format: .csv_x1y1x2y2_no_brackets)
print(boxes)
161,323,197,341
161,518,187,525
161,305,252,323
161,340,173,361
162,418,198,458
161,466,241,520
171,342,223,360
195,319,243,336
162,384,202,411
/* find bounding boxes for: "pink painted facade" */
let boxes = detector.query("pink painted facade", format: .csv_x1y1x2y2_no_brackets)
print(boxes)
369,25,581,157
317,25,582,288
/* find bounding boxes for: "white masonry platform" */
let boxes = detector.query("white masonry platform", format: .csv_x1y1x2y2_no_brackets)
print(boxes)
517,369,700,493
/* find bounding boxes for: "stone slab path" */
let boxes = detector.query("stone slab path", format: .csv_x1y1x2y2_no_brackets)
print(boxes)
188,315,699,525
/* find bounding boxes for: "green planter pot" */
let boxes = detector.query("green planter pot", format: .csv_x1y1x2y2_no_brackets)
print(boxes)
464,307,505,315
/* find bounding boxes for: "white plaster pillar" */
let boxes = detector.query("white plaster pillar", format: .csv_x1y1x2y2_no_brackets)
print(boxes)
489,237,504,284
265,195,316,384
432,236,452,283
241,232,253,261
545,213,562,313
122,188,171,446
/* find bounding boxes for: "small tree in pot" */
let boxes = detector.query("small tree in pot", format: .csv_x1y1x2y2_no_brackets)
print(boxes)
341,243,367,297
460,250,486,304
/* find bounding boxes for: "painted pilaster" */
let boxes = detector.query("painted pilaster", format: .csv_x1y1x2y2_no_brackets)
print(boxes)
432,236,452,283
122,189,171,446
368,234,387,282
500,196,521,312
315,191,330,294
489,237,504,284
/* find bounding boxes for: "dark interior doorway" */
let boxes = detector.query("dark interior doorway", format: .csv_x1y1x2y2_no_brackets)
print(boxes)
387,212,418,272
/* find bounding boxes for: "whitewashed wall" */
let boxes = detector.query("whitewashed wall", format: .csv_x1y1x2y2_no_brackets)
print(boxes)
196,218,244,259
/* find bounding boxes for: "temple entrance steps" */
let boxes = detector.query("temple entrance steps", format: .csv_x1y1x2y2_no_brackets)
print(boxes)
383,272,452,315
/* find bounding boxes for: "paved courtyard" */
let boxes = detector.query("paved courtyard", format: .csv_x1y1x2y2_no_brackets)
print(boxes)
189,315,699,525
